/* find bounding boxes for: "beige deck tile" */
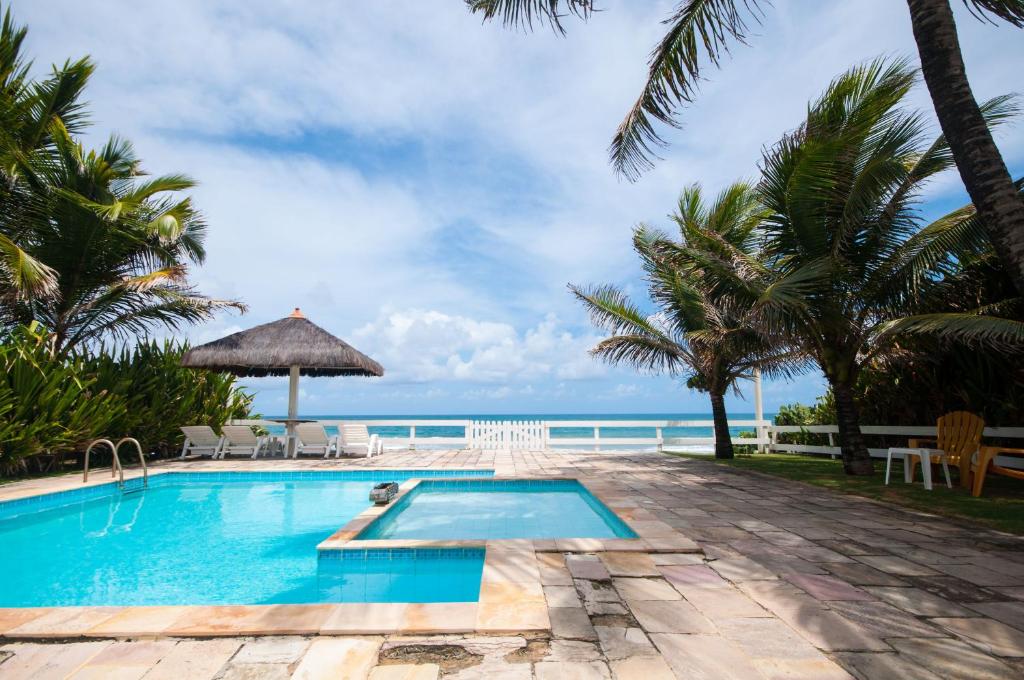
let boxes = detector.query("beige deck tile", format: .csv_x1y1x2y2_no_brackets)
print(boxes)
594,626,657,660
400,603,478,633
932,616,1024,657
557,538,606,552
715,616,832,661
233,637,310,664
608,655,675,680
681,586,770,619
625,599,715,634
853,555,938,577
612,578,681,601
549,607,598,640
85,606,189,637
535,661,610,680
863,586,976,617
650,633,764,680
0,641,111,680
642,535,700,552
708,557,778,582
481,554,541,584
6,606,124,638
141,639,241,680
291,637,383,680
835,653,944,679
476,600,550,632
566,555,610,580
164,604,331,636
368,664,440,680
68,640,176,680
544,584,582,608
887,637,1021,680
599,553,659,577
753,657,855,680
321,603,409,634
651,553,704,566
0,608,51,634
479,581,545,604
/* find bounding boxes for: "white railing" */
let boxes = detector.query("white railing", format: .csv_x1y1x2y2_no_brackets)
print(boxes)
230,418,772,452
770,424,1024,470
227,418,1023,468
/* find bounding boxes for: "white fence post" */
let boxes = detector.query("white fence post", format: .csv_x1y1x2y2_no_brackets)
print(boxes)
656,427,663,452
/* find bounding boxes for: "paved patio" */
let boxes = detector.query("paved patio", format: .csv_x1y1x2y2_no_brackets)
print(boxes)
2,449,1024,679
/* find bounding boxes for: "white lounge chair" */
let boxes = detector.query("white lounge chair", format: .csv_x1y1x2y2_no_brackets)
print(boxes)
338,423,382,458
180,426,223,459
294,423,339,458
219,425,266,459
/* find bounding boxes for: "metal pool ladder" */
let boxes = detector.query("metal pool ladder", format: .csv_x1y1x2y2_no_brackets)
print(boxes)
83,437,148,490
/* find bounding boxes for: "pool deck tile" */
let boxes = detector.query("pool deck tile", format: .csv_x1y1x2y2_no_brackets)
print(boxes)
320,603,409,634
400,603,478,633
163,604,332,637
0,608,51,635
6,606,124,639
476,600,550,632
85,606,190,637
292,637,383,680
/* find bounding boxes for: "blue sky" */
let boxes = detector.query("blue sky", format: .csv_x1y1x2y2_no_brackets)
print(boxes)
16,1,1024,416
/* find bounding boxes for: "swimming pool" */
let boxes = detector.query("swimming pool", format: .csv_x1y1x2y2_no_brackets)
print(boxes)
0,471,490,607
358,479,637,540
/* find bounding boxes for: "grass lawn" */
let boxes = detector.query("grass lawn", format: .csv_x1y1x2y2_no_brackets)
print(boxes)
669,452,1024,535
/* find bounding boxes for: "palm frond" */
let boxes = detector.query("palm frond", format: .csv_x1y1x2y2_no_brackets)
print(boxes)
876,313,1024,350
0,233,56,299
963,0,1024,26
610,0,768,180
465,0,593,34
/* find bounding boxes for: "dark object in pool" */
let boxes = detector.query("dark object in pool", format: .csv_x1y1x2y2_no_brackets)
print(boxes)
370,482,399,505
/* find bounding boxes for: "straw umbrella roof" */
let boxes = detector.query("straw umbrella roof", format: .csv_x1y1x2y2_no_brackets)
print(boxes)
181,308,384,378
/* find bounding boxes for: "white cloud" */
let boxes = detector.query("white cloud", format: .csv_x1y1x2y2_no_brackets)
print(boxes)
352,309,606,384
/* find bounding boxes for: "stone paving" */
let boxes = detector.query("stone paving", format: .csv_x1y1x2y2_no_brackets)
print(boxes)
3,449,1024,678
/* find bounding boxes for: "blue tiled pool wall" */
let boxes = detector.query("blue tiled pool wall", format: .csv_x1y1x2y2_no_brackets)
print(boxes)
317,547,485,603
0,469,494,521
357,478,638,540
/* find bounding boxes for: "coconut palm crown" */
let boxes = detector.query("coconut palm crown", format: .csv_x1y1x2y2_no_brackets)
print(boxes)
571,182,801,459
688,58,1024,474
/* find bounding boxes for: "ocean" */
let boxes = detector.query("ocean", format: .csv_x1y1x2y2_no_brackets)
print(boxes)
260,413,773,451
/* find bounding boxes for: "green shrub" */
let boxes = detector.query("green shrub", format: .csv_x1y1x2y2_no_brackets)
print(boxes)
774,394,835,446
84,340,255,457
0,325,256,476
0,323,125,474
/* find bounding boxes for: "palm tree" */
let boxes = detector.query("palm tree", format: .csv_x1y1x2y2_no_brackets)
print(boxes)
4,130,244,354
0,4,94,300
693,58,1024,475
466,1,1024,295
570,182,796,458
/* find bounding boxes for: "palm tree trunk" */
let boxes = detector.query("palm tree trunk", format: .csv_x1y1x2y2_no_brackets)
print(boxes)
709,391,734,459
831,380,874,476
906,0,1024,294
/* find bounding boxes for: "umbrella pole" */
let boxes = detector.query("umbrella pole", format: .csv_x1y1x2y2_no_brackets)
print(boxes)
287,365,300,457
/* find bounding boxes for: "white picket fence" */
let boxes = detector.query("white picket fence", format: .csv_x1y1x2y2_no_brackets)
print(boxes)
468,419,546,450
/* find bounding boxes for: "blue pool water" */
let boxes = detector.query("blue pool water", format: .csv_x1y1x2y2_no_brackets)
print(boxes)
0,471,489,607
359,479,637,540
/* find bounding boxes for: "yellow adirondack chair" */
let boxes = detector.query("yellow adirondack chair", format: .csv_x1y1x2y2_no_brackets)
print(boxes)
907,411,985,490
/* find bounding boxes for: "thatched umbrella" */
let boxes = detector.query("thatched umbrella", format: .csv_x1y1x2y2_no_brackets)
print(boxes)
182,308,383,450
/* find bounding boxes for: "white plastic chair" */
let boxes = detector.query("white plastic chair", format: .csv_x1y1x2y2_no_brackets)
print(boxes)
219,425,266,459
179,426,223,459
294,423,339,458
338,423,382,458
